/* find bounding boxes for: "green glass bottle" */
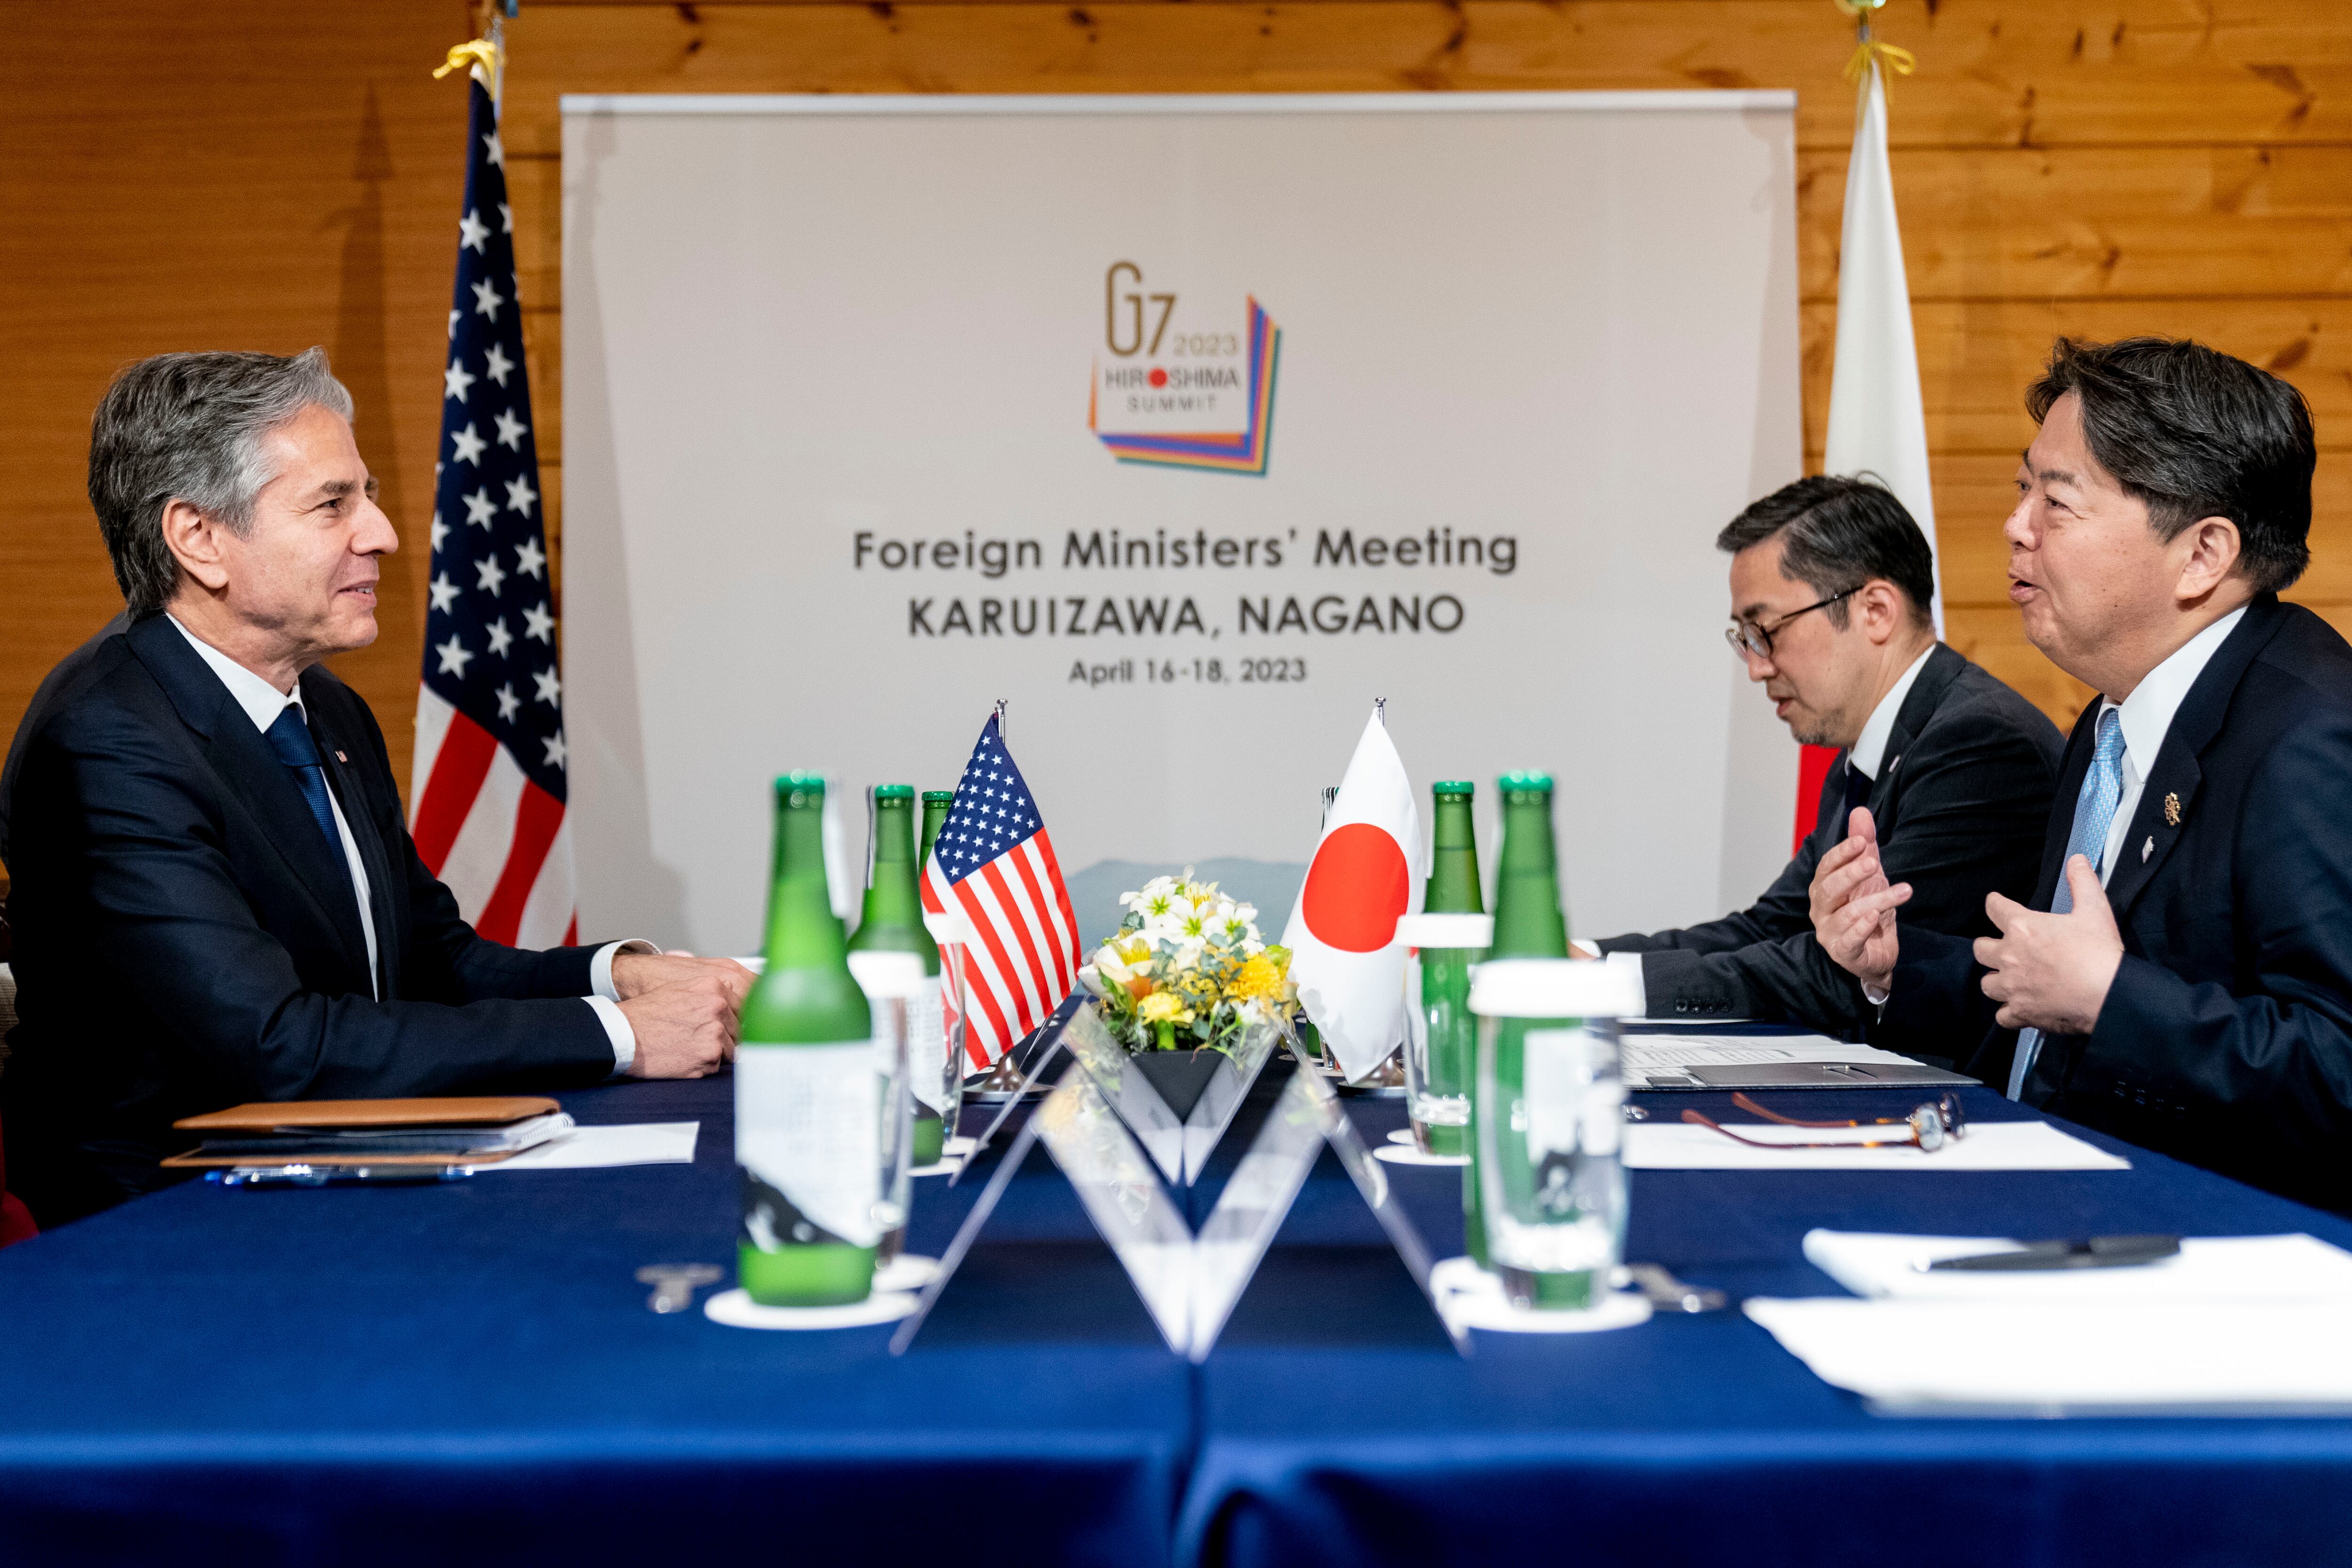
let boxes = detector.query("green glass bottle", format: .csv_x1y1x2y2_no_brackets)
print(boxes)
920,790,954,868
1466,772,1572,1274
737,773,880,1307
849,785,946,1168
1414,781,1485,1157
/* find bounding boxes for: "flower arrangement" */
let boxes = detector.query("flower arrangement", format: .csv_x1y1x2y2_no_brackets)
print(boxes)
1079,873,1296,1054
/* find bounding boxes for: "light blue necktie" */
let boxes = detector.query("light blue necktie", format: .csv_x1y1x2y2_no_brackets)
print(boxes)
2009,706,2127,1100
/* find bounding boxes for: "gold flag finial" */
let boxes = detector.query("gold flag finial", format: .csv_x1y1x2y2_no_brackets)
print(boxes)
433,36,505,105
1833,0,1916,91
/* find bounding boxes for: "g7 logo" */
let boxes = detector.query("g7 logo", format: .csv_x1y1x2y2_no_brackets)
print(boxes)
1105,262,1176,358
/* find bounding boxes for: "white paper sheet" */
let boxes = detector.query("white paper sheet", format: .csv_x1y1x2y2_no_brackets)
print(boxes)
1622,1120,2127,1171
1621,1034,1918,1078
482,1122,700,1171
1804,1230,2352,1302
1745,1296,2352,1413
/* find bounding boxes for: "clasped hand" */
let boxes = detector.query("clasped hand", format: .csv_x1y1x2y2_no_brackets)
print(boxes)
1809,808,2124,1035
612,949,755,1078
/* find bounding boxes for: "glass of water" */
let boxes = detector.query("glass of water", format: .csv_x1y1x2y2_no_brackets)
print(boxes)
1471,958,1644,1311
1393,913,1493,1156
847,951,924,1267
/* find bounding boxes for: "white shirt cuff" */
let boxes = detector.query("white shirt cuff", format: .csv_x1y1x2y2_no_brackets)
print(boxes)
1862,980,1891,1007
590,938,660,1001
584,995,637,1075
1604,950,1649,1016
587,939,659,1074
1570,939,1603,960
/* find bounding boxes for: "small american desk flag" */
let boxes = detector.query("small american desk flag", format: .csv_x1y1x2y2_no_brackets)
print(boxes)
407,55,574,947
921,714,1082,1067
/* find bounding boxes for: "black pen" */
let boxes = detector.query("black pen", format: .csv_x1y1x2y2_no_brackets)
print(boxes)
1926,1234,2181,1272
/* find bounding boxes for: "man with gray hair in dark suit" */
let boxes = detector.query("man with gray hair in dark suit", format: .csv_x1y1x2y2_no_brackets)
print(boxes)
3,348,749,1225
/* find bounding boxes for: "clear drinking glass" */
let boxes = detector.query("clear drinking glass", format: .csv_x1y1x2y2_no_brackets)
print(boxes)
927,909,975,1152
1393,913,1492,1156
847,951,924,1267
1471,958,1644,1311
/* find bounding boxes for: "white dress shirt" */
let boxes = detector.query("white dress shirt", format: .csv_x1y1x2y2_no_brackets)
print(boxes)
1847,643,1936,785
1575,643,1937,1014
167,616,644,1070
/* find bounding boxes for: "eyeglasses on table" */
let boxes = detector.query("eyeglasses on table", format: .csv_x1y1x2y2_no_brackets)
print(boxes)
1681,1090,1967,1154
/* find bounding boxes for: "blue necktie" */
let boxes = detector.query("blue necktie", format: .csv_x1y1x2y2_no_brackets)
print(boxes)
264,703,350,877
2009,707,2127,1100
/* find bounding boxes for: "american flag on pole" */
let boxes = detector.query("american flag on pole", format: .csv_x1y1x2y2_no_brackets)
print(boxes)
920,713,1082,1067
407,39,575,947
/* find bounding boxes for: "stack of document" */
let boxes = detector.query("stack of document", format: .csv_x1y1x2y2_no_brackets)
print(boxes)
163,1096,574,1169
1622,1033,1973,1090
1747,1230,2352,1414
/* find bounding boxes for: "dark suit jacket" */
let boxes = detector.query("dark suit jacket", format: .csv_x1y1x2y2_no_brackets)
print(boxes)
1,613,617,1225
0,611,130,869
1886,596,2352,1212
1597,643,2064,1033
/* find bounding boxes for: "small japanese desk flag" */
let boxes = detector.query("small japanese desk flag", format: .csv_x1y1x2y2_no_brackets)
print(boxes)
1282,705,1422,1082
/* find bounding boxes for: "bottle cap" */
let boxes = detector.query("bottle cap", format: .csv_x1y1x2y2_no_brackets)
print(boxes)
922,791,956,804
1392,913,1494,950
1497,771,1554,794
777,771,826,796
874,784,915,800
1432,780,1475,797
1469,957,1643,1019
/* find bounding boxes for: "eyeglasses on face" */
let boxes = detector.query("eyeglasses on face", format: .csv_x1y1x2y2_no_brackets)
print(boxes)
1724,587,1858,661
1682,1090,1968,1154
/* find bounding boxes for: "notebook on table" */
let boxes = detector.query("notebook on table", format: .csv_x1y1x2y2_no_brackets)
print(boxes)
160,1096,573,1168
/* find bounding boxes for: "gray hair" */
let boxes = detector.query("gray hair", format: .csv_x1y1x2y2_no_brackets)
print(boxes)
87,348,356,614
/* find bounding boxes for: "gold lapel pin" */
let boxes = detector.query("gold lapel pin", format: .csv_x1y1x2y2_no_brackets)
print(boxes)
2164,792,2182,827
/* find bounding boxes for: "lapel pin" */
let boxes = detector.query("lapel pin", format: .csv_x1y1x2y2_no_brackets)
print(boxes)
2164,792,2182,827
334,750,349,764
1889,754,1901,772
2142,836,2154,862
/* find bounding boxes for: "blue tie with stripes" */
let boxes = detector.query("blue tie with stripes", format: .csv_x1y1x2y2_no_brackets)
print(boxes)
2009,707,2127,1100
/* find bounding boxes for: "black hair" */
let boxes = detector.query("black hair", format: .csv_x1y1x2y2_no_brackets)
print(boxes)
2026,336,2313,592
1715,474,1936,630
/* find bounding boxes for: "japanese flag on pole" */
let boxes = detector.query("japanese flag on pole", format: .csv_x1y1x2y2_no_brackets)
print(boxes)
1282,706,1422,1083
1794,50,1944,854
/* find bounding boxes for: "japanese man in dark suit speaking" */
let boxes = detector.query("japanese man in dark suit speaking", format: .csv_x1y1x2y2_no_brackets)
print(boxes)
1584,476,2064,1038
3,349,749,1226
1815,337,2352,1211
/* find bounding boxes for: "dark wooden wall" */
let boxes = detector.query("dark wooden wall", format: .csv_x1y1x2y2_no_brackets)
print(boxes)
4,0,2345,868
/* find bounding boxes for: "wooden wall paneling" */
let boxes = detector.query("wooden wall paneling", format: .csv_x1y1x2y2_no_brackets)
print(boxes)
0,0,477,818
1802,300,2352,456
504,1,2352,155
11,0,2352,846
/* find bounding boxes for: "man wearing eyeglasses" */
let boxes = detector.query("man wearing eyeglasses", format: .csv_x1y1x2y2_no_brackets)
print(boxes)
1814,338,2352,1211
1582,475,2063,1039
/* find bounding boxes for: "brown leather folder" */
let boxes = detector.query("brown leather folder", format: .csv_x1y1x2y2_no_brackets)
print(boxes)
173,1096,560,1131
160,1096,564,1169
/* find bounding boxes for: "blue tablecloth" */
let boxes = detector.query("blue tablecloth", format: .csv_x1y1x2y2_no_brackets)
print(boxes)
4,1067,2351,1567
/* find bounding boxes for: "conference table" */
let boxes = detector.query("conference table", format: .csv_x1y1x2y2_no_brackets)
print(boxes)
5,1054,2352,1567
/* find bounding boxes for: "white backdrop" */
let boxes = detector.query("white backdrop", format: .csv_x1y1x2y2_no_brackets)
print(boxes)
561,92,1802,955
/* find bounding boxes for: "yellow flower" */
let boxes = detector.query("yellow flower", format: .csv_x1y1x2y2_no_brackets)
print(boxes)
1136,991,1195,1026
1228,949,1294,1005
